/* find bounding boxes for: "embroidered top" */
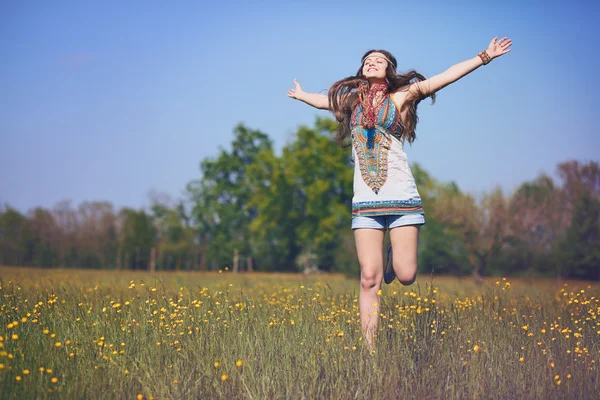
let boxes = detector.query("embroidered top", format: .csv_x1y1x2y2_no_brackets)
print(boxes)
350,95,424,218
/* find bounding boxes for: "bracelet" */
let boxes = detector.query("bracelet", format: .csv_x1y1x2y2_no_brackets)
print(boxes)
478,50,492,65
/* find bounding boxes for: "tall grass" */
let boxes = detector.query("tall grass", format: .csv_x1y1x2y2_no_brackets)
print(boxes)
0,266,598,399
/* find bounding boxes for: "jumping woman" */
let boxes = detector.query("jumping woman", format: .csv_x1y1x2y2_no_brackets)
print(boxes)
287,37,512,347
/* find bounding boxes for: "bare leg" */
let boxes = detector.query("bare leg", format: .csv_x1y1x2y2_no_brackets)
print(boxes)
389,225,420,285
354,228,385,348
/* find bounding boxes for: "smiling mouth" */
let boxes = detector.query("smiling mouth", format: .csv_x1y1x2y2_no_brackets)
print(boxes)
367,68,377,72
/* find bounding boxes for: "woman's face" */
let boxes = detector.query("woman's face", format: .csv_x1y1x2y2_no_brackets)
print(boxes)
362,52,388,80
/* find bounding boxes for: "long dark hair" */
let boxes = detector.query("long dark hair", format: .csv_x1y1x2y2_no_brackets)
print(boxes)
328,49,436,147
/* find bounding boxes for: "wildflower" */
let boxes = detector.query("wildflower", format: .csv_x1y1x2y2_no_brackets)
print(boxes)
221,373,228,381
23,369,30,375
236,360,243,367
473,345,480,353
16,376,22,381
11,334,18,340
51,377,58,383
567,374,572,379
214,361,220,368
137,395,143,400
55,342,62,348
519,357,525,362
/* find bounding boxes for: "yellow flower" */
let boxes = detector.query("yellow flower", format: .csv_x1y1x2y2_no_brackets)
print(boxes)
519,357,525,362
221,373,228,381
16,376,22,382
0,364,4,370
214,361,220,368
51,377,58,383
377,289,382,297
46,369,53,374
23,369,30,375
11,334,18,340
473,345,480,352
137,395,144,400
55,342,62,348
567,374,572,379
236,360,243,367
42,329,49,334
39,367,45,373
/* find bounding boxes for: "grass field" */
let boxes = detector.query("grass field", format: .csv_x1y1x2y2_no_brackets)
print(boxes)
0,266,598,399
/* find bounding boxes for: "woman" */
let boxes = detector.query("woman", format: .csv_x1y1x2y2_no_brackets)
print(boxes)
288,37,512,347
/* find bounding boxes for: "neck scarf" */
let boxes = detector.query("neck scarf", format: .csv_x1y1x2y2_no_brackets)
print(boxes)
359,82,389,129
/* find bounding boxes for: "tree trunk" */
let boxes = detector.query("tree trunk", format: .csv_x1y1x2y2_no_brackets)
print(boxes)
200,251,206,271
116,247,121,270
150,247,156,273
247,255,253,272
176,255,181,271
233,248,239,273
135,246,140,270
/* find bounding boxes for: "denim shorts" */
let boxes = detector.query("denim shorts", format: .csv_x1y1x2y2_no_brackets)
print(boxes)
351,214,425,230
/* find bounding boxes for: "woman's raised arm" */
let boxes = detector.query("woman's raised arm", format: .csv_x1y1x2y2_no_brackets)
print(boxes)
287,79,330,110
406,36,512,100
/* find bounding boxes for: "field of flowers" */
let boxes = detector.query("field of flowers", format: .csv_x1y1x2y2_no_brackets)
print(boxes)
0,266,598,399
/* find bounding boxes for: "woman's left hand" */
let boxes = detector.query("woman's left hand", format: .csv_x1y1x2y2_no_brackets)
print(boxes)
486,36,512,59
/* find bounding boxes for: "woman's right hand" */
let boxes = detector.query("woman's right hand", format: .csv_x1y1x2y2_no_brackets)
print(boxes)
287,79,305,100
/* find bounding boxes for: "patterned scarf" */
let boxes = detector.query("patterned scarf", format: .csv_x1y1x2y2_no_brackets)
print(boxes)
359,82,389,129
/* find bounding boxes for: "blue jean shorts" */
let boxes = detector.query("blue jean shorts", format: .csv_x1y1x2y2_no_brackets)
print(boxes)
351,214,425,230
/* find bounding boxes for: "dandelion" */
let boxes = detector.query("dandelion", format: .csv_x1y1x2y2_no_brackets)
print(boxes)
221,373,228,381
16,376,22,381
473,345,480,353
11,334,18,340
519,357,525,362
23,369,30,375
51,377,58,383
214,361,220,368
55,342,62,348
236,360,243,367
137,395,144,400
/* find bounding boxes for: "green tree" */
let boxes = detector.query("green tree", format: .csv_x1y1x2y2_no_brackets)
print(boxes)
187,124,272,271
0,207,29,266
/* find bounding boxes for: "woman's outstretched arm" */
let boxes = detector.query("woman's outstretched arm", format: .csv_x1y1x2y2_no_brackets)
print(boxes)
407,36,512,99
287,79,330,110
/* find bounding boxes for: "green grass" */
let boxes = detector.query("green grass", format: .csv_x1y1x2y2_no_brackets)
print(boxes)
0,266,598,399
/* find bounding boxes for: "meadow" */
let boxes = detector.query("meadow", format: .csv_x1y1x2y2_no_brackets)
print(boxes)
0,266,598,399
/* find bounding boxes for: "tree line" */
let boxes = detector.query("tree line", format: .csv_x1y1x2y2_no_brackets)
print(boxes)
1,118,598,280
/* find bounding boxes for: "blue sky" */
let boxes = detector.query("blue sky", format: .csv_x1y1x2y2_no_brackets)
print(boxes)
1,0,598,213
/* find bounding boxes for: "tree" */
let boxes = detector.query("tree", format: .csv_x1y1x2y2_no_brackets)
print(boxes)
187,124,272,271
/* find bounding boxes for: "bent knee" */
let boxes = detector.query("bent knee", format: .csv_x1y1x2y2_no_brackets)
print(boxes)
398,273,417,286
393,260,417,285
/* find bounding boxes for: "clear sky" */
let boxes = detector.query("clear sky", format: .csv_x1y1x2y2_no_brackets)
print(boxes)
1,0,598,213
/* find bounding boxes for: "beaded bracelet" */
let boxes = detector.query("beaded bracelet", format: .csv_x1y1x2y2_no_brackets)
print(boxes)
478,50,492,65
